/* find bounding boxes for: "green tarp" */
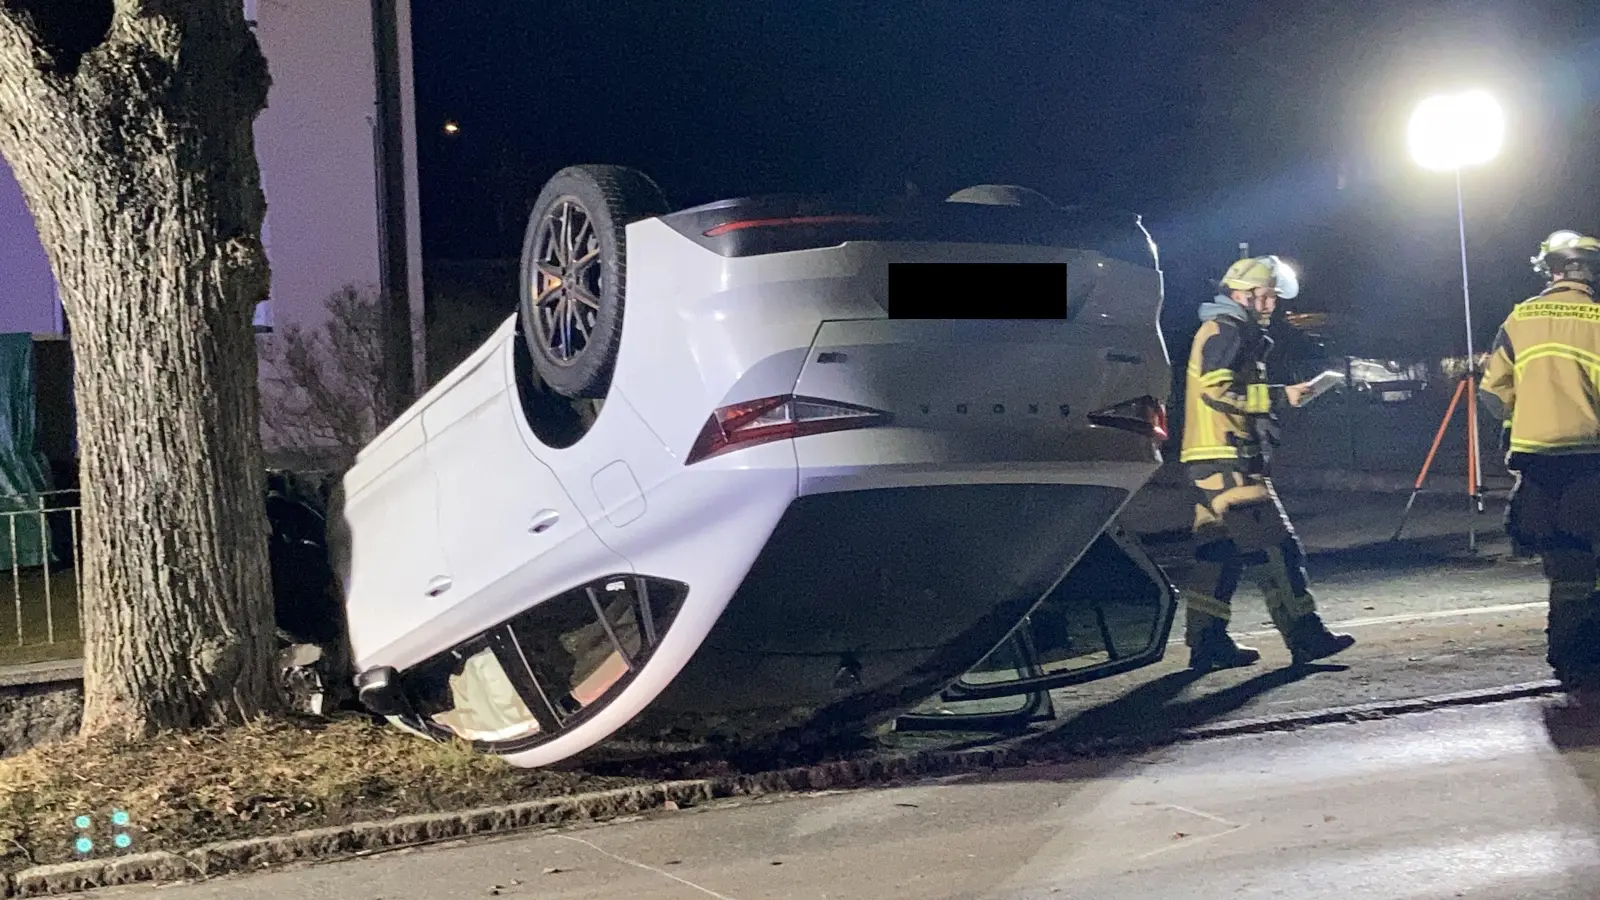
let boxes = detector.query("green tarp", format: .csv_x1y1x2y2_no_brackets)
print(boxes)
0,333,52,569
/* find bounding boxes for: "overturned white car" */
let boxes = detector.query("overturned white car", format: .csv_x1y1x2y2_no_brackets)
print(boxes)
329,166,1177,767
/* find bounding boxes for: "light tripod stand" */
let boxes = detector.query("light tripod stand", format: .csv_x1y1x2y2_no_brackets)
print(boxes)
1389,367,1485,550
1394,89,1503,553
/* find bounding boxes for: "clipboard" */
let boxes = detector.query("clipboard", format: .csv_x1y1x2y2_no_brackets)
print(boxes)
1298,369,1347,406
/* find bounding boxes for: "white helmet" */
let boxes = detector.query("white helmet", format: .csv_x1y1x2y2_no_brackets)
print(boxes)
1220,255,1300,300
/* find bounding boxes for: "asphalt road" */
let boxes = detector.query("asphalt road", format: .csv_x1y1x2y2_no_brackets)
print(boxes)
81,697,1600,899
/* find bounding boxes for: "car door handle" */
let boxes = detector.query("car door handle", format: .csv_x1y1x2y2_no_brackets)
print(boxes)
529,509,560,534
425,575,453,597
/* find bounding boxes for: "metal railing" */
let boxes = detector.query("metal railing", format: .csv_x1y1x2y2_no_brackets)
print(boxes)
1,489,82,650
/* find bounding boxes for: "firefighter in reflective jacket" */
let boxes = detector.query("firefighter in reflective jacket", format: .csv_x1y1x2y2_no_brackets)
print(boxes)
1481,230,1600,694
1178,256,1356,670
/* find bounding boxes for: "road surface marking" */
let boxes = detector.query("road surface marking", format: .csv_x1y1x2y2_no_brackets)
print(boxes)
555,835,741,900
1130,804,1248,862
1167,600,1548,646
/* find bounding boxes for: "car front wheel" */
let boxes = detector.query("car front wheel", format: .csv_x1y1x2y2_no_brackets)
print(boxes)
517,164,669,400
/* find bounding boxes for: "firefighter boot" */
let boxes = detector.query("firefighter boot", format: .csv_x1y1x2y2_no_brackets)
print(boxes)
1187,614,1261,671
1183,543,1258,672
1286,613,1356,666
1546,596,1600,692
1541,546,1600,691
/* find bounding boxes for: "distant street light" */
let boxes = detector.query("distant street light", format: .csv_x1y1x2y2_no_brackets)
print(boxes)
442,120,461,136
1403,89,1505,550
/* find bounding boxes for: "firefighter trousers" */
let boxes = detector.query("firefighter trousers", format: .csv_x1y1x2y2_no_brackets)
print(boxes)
1506,457,1600,685
1182,466,1318,643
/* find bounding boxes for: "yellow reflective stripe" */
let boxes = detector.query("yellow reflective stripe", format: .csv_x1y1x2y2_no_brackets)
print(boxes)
1244,383,1271,413
1511,301,1600,323
1509,437,1600,453
1512,342,1600,375
1181,446,1239,462
1181,590,1232,620
1199,369,1235,388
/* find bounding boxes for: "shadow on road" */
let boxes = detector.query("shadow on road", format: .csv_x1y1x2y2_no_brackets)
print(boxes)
1308,532,1509,575
1543,701,1600,753
1024,661,1338,750
1541,699,1600,896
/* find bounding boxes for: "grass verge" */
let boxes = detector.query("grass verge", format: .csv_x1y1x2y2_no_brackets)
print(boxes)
0,569,81,667
0,714,650,875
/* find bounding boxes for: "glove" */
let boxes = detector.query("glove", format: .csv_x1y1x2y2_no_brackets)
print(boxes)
1254,415,1283,448
1251,415,1282,472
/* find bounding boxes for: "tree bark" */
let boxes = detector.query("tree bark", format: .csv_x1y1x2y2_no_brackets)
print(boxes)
0,1,281,735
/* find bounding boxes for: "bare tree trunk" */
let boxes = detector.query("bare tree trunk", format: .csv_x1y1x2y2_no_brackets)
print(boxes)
0,1,280,735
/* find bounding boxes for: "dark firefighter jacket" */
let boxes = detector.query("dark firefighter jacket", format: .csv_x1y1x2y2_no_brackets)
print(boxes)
1481,279,1600,467
1180,296,1288,466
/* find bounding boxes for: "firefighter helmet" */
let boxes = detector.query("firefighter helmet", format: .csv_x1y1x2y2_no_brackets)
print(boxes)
1220,255,1300,300
1532,230,1600,280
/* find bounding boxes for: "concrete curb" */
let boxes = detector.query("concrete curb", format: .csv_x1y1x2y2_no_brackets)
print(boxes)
0,663,81,690
1164,679,1562,741
4,678,1564,896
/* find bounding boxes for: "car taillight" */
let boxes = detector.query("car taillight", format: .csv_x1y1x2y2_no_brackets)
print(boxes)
703,214,890,237
685,395,890,464
1087,395,1168,442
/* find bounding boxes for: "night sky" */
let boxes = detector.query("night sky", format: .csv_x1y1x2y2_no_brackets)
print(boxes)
409,0,1598,357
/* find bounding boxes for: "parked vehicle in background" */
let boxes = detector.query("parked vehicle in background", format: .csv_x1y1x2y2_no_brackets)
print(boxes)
1284,356,1431,404
1346,358,1429,402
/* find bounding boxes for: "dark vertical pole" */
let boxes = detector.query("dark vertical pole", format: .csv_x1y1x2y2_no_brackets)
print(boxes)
371,0,414,421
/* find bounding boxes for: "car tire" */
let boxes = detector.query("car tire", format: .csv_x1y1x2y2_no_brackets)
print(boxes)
518,165,670,400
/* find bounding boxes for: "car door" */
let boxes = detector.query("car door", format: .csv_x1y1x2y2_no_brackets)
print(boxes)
421,339,630,634
338,413,453,666
897,523,1178,731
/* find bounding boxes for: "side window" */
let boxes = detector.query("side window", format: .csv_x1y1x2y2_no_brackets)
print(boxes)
401,576,688,751
423,642,544,744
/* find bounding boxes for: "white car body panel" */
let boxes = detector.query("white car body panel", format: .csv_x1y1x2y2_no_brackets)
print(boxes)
340,415,449,666
337,193,1172,767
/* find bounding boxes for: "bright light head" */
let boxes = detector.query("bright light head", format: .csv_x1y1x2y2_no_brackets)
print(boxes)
1407,90,1505,171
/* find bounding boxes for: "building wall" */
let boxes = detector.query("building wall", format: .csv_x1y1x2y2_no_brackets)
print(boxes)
0,159,59,336
0,1,424,463
0,0,422,361
252,0,385,337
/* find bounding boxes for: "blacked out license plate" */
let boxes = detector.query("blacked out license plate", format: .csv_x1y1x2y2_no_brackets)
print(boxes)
887,262,1067,320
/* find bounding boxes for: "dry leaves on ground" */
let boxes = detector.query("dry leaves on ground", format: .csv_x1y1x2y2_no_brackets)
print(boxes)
0,714,645,873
